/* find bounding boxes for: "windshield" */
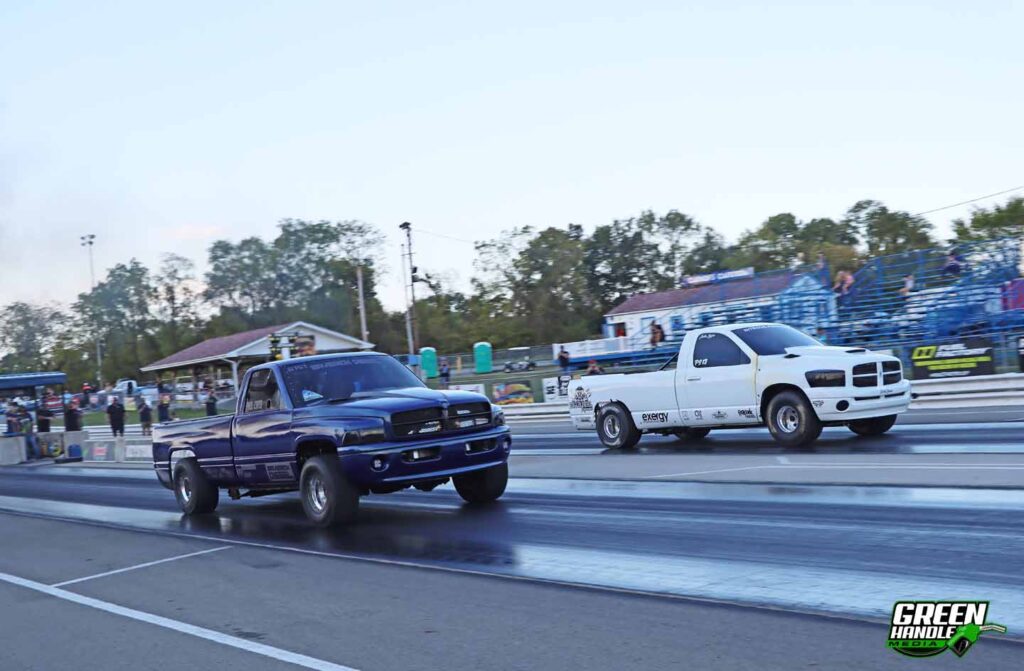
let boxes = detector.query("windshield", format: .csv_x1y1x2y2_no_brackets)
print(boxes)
281,355,424,407
732,325,820,355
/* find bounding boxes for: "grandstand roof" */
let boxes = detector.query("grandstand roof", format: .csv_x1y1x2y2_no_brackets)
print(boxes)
606,271,798,316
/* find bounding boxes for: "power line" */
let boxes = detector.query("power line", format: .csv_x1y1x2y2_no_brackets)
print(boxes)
414,228,478,245
915,184,1024,217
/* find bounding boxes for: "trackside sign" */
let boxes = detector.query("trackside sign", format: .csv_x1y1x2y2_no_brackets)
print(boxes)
910,338,995,379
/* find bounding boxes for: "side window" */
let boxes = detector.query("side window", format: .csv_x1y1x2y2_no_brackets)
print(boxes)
243,369,281,413
692,333,751,368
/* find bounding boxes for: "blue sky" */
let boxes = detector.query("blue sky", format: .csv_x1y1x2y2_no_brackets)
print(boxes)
1,1,1020,311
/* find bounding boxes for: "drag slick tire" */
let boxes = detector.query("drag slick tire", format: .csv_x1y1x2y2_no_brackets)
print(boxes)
454,462,509,504
300,455,360,527
766,390,822,447
173,458,219,515
847,414,898,437
596,403,641,450
673,427,711,441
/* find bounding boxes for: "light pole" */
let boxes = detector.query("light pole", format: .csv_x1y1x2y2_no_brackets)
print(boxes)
80,234,102,387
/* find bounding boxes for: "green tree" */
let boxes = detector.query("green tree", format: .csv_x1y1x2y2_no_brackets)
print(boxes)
0,302,66,372
842,200,935,257
953,197,1024,241
154,253,202,353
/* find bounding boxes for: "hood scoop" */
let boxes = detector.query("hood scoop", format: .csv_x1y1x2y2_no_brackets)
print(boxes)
845,348,867,353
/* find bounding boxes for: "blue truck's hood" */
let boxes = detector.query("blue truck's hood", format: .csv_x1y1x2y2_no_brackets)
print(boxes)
292,387,488,420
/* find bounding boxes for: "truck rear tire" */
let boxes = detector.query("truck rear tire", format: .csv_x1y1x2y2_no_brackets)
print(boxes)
300,455,359,527
454,462,508,504
847,414,898,436
766,390,822,447
596,404,641,450
173,459,219,515
673,427,711,441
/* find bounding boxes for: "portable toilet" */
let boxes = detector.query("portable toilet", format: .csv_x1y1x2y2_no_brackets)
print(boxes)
420,347,438,378
473,341,493,374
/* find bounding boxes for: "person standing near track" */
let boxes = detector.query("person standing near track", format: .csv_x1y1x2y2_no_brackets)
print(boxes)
138,398,153,436
106,397,126,437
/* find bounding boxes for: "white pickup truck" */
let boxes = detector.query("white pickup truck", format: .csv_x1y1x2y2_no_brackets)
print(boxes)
568,323,911,447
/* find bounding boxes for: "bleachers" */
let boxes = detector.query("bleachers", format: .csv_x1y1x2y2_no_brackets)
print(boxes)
831,238,1023,347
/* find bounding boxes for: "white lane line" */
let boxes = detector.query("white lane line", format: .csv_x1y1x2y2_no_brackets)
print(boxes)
0,570,359,671
648,463,1024,478
52,546,231,588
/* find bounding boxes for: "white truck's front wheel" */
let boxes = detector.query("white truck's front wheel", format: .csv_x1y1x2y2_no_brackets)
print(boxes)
766,391,822,447
596,404,641,450
847,414,897,436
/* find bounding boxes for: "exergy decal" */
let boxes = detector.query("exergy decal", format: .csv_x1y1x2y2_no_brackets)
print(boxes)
641,412,669,424
887,601,1006,658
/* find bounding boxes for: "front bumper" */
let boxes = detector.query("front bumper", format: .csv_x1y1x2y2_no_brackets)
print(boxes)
340,425,512,488
810,379,912,422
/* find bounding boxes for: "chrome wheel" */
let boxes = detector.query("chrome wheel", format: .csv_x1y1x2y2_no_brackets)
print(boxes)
776,405,800,433
305,473,328,514
602,414,621,440
177,474,192,504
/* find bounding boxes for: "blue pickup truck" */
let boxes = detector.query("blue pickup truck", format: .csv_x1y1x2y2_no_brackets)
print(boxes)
152,353,511,526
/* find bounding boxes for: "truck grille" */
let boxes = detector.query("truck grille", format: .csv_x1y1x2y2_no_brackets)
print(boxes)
391,402,492,438
882,360,903,385
852,363,878,387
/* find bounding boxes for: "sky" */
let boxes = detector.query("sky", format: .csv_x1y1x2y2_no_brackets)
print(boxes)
1,0,1021,313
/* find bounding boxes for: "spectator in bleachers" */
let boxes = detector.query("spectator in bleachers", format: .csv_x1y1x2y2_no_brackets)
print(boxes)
943,252,962,276
899,273,915,297
649,322,666,349
585,359,605,375
438,357,451,389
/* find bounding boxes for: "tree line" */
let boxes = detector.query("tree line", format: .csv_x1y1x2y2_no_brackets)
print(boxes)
1,197,1021,385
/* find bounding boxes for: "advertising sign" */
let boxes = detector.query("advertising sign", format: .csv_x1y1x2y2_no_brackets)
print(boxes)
542,375,573,402
910,338,995,379
492,381,535,405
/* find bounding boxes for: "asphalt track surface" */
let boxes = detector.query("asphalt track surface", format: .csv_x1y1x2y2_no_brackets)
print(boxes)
0,407,1021,669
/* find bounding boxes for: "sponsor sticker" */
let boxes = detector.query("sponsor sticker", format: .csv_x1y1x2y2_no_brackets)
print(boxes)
569,387,593,413
711,410,727,420
737,408,755,419
641,412,669,424
266,463,294,481
694,410,703,420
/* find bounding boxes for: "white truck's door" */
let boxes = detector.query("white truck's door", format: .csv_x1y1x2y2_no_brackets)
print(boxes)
679,332,759,425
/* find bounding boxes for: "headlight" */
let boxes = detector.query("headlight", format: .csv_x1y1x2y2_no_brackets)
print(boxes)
491,404,505,426
805,370,846,387
339,419,386,446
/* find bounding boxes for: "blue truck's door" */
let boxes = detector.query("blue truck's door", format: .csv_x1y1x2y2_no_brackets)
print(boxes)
233,368,297,485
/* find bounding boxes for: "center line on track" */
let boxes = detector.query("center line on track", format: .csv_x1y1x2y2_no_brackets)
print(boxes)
0,570,360,671
51,545,231,587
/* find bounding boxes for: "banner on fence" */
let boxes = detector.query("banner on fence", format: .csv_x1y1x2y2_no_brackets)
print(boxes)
911,338,995,379
448,383,485,395
542,375,573,402
492,381,535,405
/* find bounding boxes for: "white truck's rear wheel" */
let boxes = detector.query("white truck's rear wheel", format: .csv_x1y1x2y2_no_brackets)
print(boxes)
300,455,359,527
766,391,822,447
847,414,897,436
596,404,641,450
172,458,219,515
673,427,711,441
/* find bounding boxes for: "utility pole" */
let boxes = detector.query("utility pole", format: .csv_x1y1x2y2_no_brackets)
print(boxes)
400,242,415,360
80,234,103,387
355,264,369,343
399,221,420,352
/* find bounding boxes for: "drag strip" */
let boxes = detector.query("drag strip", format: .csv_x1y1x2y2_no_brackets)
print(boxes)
0,465,1022,637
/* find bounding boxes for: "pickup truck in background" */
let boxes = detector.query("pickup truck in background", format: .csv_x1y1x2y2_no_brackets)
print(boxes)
569,323,911,448
152,353,511,526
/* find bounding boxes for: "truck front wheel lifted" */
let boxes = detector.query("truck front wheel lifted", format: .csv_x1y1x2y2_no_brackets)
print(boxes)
766,390,822,447
454,463,508,504
596,404,641,449
300,455,360,527
173,458,219,515
847,414,898,436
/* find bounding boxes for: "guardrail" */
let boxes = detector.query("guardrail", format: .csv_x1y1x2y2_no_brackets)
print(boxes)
500,373,1024,424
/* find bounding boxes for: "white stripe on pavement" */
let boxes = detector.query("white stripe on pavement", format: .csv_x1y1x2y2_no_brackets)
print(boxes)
0,570,360,671
51,546,231,587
